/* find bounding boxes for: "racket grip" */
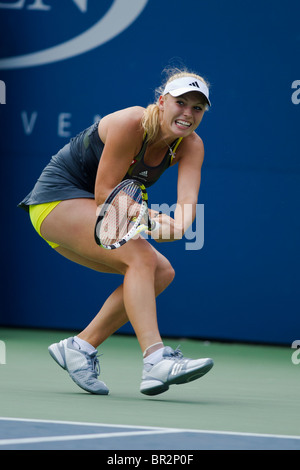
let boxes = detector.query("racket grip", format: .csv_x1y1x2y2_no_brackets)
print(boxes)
150,220,160,235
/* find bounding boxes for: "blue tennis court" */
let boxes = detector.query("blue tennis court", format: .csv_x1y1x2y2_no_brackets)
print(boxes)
0,418,299,450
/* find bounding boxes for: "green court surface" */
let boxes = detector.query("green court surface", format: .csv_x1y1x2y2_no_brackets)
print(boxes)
0,328,298,437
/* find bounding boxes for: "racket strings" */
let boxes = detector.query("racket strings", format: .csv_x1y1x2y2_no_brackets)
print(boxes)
99,183,143,245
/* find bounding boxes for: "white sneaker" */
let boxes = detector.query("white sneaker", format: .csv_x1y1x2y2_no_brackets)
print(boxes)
140,346,213,396
48,337,109,395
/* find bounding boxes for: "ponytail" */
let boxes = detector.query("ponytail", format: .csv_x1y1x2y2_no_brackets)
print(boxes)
141,103,160,143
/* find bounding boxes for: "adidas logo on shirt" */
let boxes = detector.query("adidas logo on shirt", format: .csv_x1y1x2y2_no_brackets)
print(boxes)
139,170,148,177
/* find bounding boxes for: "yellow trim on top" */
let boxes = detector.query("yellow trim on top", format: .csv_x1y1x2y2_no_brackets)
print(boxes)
173,137,183,154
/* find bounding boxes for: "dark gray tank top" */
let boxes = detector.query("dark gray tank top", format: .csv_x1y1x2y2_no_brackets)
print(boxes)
18,121,181,212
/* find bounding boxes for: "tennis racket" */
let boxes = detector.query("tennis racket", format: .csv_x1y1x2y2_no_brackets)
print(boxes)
94,179,160,250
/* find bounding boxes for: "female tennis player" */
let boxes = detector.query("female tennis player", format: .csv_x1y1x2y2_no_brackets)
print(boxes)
18,68,214,396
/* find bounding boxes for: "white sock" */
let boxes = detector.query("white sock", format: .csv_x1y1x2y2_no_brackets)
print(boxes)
143,347,164,366
72,336,97,355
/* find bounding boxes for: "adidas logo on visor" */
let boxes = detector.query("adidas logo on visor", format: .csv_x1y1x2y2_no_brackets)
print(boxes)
162,77,211,107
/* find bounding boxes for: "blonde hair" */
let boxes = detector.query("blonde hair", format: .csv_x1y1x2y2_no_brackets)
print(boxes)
141,67,209,143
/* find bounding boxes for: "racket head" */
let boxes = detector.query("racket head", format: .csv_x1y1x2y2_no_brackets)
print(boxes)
94,179,148,249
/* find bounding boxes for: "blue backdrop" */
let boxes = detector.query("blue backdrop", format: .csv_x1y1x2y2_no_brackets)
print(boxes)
0,0,299,345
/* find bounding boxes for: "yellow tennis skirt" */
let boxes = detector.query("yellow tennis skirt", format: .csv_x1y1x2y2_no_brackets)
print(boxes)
29,201,61,248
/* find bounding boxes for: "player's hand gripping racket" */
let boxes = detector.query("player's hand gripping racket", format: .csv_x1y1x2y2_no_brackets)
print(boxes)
94,179,160,249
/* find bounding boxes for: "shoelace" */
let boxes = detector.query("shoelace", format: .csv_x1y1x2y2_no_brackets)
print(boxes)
168,346,183,359
89,352,101,377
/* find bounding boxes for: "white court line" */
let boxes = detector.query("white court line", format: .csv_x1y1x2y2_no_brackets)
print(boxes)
0,429,181,447
0,417,299,445
0,416,164,430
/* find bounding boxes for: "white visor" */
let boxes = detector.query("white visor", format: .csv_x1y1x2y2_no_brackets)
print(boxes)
163,77,211,107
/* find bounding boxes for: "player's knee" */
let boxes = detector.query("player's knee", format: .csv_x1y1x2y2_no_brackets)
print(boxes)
128,244,158,273
168,264,175,284
157,259,175,288
140,249,159,273
165,263,175,286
